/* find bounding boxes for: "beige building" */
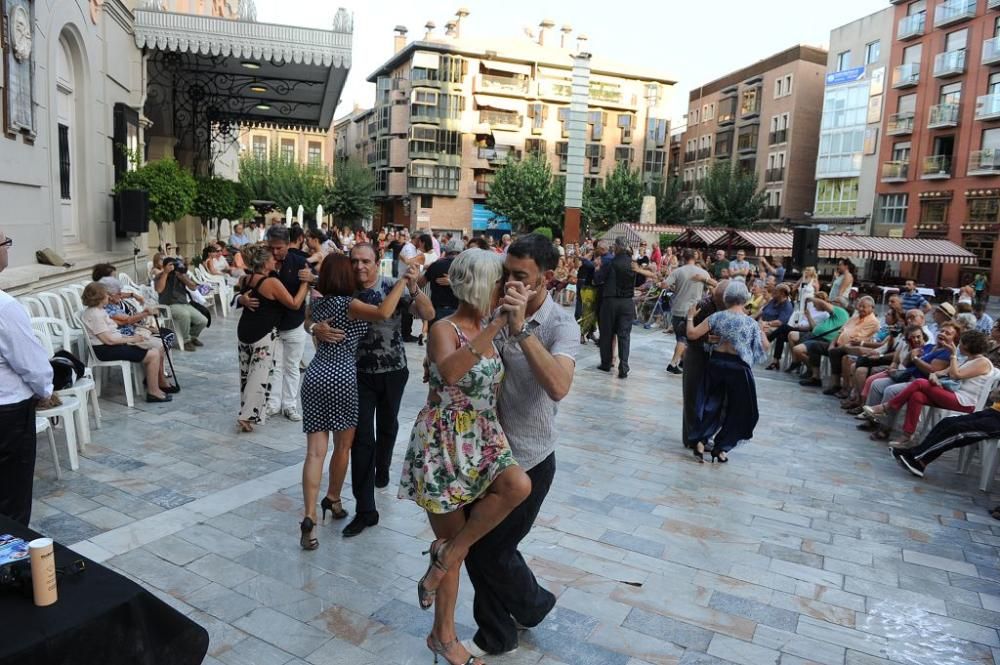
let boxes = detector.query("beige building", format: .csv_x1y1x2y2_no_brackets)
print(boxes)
337,15,675,235
680,45,828,224
237,125,336,168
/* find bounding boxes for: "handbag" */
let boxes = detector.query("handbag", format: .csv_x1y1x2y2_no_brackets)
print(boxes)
889,369,911,383
938,378,961,392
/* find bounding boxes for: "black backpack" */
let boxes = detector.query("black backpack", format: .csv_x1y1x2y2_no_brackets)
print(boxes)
50,349,86,390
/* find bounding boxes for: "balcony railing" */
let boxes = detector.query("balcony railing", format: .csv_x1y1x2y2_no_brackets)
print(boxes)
474,180,492,195
737,133,758,153
922,155,952,178
765,167,785,182
984,37,1000,66
969,149,1000,175
881,160,910,182
887,112,916,135
933,49,967,77
935,0,977,27
715,143,732,158
478,73,530,96
760,206,782,220
684,150,696,162
976,94,1000,121
892,63,920,88
681,180,694,192
697,148,711,160
990,0,1000,9
478,110,522,128
898,12,926,40
769,129,788,145
477,145,518,163
928,103,960,129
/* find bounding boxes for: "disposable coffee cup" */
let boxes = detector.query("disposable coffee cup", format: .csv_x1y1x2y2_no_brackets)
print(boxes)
29,538,57,607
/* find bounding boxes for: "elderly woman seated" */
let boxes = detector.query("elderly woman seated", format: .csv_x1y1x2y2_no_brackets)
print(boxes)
98,277,158,336
837,307,905,410
80,281,177,403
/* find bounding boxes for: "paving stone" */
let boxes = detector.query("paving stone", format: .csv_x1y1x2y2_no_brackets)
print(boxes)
233,607,331,658
901,549,979,576
145,534,209,566
304,637,379,665
708,592,800,632
795,617,888,659
77,506,134,530
751,625,845,665
31,512,105,543
624,608,715,651
187,553,260,588
706,634,780,665
183,582,260,622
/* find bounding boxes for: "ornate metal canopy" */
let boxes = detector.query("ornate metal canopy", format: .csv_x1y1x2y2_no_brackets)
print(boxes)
134,7,352,171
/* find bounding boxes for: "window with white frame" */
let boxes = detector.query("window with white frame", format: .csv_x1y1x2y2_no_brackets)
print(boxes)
689,108,700,125
874,193,908,225
836,51,852,72
814,177,859,217
774,74,794,99
703,103,715,122
252,135,268,160
865,41,881,65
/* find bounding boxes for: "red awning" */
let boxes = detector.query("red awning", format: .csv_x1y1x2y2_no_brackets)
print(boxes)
849,237,977,265
717,231,868,258
671,227,729,247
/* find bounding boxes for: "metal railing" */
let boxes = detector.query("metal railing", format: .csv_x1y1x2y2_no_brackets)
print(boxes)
892,63,920,88
769,129,788,145
887,112,915,135
881,160,909,181
765,167,785,182
922,155,952,178
976,94,1000,121
933,49,967,77
928,103,960,128
934,0,977,27
969,149,1000,175
898,12,926,39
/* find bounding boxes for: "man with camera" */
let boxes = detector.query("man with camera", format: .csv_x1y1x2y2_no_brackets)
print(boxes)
155,257,208,350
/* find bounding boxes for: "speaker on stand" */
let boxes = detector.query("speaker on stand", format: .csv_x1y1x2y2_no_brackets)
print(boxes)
116,189,150,282
792,227,820,271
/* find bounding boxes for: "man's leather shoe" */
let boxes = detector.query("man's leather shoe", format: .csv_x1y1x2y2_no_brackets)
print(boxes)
342,512,379,538
374,468,390,489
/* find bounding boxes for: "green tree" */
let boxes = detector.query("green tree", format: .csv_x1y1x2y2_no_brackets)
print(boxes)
486,155,563,232
697,161,767,228
582,163,644,233
650,176,693,224
115,158,197,228
238,153,329,222
192,177,237,227
326,159,375,226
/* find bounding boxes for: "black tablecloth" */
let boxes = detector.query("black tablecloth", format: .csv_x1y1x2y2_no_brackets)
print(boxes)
0,516,208,665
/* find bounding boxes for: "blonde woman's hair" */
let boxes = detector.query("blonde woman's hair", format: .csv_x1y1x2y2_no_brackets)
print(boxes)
81,282,108,308
241,243,272,273
449,249,504,316
803,266,817,280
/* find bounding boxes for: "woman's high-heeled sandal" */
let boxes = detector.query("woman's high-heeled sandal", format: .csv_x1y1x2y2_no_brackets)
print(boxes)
710,449,728,463
427,635,483,665
693,442,705,463
417,539,449,610
299,517,319,551
320,496,348,521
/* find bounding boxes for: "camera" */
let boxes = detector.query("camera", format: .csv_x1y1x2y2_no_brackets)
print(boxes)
163,257,188,275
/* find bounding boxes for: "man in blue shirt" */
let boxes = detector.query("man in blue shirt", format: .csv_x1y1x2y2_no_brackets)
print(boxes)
900,280,931,313
228,222,252,248
975,303,995,334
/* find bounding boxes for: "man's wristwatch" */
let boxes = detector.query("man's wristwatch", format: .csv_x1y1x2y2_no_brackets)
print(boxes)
510,324,532,344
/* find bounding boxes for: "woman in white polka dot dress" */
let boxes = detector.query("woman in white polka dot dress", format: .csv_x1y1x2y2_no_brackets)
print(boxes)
298,255,418,551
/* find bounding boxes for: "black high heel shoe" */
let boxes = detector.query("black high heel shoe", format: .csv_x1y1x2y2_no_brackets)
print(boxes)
299,517,319,550
710,449,728,464
693,442,705,463
320,496,348,522
418,539,449,610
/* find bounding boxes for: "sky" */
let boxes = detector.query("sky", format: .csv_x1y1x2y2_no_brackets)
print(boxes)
255,0,891,123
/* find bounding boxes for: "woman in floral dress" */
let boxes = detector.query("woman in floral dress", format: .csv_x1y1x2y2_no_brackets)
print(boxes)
399,248,531,665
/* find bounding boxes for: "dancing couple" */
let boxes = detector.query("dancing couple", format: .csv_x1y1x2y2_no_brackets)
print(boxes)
400,235,580,664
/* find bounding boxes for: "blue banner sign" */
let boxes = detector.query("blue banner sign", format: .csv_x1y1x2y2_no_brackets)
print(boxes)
826,67,866,86
472,203,512,232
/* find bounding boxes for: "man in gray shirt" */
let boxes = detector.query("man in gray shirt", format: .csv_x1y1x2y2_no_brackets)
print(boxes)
665,248,715,374
463,234,579,657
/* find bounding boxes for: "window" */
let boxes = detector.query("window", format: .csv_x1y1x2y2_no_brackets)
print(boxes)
524,138,546,156
58,125,71,200
374,168,389,194
527,103,547,132
964,234,995,270
420,194,433,209
920,199,949,224
617,114,634,143
703,104,715,122
414,93,464,121
874,193,908,225
892,141,912,162
837,51,852,72
280,138,295,162
643,148,666,176
945,28,968,53
646,118,668,146
903,43,922,66
865,41,881,65
740,86,761,116
555,141,569,171
408,163,460,192
411,54,467,84
409,127,461,157
939,81,962,105
983,127,1000,150
815,178,859,217
585,143,605,172
588,111,607,141
969,197,1000,224
412,88,438,106
898,93,917,115
307,141,322,165
718,95,738,123
689,108,700,125
816,81,868,176
558,107,570,138
715,130,733,156
252,135,268,160
989,72,1000,96
614,146,634,167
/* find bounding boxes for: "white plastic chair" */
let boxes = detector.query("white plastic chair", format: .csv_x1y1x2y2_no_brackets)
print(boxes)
36,418,61,480
36,291,87,358
916,369,1000,443
194,266,231,318
78,309,145,407
118,272,142,292
31,320,100,447
977,440,1000,492
37,395,82,471
18,296,47,318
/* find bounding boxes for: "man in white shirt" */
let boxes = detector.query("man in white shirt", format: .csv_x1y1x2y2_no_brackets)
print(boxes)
0,229,54,525
728,250,751,281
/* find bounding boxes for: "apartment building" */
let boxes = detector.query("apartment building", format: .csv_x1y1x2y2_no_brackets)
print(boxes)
814,9,895,234
680,45,828,223
877,0,1000,290
238,125,336,169
342,15,675,234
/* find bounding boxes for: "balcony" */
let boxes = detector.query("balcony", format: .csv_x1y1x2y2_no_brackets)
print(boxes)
933,49,967,78
887,112,916,135
478,110,522,130
976,94,1000,121
969,149,1000,175
768,129,788,145
921,155,953,179
715,143,732,158
935,0,977,28
475,73,530,96
697,148,711,160
765,167,785,182
681,180,694,192
892,63,920,88
928,103,960,129
684,150,696,162
760,205,782,220
737,132,758,153
897,12,926,40
991,0,1000,8
473,180,492,196
881,160,910,182
477,145,519,164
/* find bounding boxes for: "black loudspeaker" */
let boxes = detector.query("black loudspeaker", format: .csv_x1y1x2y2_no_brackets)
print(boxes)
792,227,820,270
117,189,149,234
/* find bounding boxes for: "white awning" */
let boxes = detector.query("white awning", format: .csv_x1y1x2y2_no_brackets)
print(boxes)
412,51,441,69
481,60,531,76
473,95,525,113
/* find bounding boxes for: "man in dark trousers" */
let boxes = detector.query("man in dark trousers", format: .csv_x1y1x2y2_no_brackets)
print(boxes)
682,280,729,448
595,238,637,378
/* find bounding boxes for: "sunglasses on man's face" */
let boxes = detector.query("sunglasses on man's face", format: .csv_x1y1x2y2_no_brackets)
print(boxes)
0,237,11,248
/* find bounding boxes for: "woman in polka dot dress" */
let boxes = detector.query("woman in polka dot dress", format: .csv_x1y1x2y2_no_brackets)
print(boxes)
298,255,418,551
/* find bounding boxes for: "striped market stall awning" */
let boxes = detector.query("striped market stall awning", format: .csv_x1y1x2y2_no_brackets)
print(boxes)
849,237,978,265
719,231,868,258
670,227,730,247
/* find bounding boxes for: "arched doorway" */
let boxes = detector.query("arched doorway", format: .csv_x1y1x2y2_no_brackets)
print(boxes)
55,36,81,243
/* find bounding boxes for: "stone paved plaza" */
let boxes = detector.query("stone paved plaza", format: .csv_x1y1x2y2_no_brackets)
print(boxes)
27,309,1000,665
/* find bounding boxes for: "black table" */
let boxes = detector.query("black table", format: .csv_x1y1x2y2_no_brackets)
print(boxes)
0,516,208,665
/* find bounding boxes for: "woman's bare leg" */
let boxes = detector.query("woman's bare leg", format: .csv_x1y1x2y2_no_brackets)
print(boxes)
325,428,354,503
426,511,470,663
302,432,330,522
